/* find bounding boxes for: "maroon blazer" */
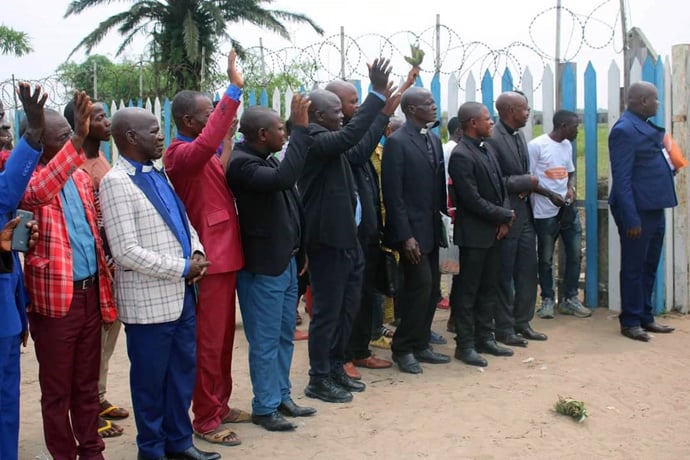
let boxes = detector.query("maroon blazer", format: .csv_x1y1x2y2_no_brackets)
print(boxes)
164,93,243,275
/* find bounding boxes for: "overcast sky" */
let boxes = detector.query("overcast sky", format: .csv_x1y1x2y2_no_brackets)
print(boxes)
1,0,689,111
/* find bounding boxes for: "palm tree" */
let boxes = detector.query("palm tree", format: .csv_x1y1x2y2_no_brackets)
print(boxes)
0,25,33,56
65,0,323,93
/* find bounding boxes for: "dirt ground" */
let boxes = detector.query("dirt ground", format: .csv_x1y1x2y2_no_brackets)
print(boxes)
17,303,690,460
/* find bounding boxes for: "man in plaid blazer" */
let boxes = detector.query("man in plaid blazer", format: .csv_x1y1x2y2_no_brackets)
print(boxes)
21,92,117,460
100,107,218,460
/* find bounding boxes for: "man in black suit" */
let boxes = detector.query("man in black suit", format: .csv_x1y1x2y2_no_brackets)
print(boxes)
325,68,416,376
298,59,391,403
226,95,317,432
381,87,450,374
486,91,546,347
449,102,516,367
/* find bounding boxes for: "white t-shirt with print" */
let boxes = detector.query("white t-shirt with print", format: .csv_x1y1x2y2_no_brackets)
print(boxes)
528,134,575,219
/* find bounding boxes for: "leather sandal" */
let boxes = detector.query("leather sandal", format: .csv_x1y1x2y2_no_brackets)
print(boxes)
194,427,241,446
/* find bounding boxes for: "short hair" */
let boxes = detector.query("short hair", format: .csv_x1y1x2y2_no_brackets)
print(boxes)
447,117,459,136
64,101,76,130
553,110,578,127
171,90,203,127
457,102,485,130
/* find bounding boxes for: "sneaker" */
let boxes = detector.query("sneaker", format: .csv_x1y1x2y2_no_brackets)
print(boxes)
369,336,391,349
537,298,555,319
559,296,592,318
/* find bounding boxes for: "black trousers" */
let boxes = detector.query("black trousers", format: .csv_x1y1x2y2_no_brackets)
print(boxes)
495,220,538,335
391,248,439,355
347,244,380,360
307,244,364,378
453,245,500,349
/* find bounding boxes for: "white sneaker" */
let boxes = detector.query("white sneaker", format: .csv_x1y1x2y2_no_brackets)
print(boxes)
559,297,592,318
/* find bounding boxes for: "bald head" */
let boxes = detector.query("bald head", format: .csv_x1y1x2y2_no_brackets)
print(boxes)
627,81,658,118
495,91,529,129
111,107,163,161
325,80,359,122
308,89,343,131
400,87,430,115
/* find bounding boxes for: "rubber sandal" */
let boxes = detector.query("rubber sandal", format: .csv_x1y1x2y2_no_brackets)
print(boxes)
98,418,124,438
221,408,251,424
99,400,130,420
194,427,241,446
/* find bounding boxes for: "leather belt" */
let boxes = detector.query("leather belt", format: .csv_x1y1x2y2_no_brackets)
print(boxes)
74,273,97,290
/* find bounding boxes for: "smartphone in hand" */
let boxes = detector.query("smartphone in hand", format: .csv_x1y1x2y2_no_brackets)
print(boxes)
11,209,33,252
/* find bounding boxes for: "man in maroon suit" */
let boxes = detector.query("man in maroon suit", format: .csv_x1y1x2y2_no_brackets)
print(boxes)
164,50,246,446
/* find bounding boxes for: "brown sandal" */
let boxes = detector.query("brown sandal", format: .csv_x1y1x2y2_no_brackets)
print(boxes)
194,427,241,446
221,408,251,424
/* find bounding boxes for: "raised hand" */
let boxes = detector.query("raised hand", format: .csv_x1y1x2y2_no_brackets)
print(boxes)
17,82,48,145
71,91,93,150
382,90,402,117
227,49,244,88
368,58,391,94
403,66,420,91
290,94,311,128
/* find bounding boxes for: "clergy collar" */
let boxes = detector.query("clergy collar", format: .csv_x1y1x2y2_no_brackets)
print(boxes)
464,135,485,149
123,156,156,173
419,120,441,135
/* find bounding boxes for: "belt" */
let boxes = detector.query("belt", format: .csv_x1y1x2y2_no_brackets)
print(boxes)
74,273,97,290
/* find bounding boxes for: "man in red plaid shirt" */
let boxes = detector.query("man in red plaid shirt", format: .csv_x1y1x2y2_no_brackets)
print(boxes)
20,91,117,460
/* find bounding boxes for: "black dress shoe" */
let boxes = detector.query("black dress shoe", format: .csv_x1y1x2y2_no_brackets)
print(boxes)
331,370,366,392
414,347,451,364
621,326,651,342
304,377,353,403
138,454,167,460
392,352,423,374
454,348,488,367
516,325,548,341
166,446,220,460
252,411,297,431
476,339,514,357
642,322,675,333
496,333,528,347
429,331,448,345
279,397,317,417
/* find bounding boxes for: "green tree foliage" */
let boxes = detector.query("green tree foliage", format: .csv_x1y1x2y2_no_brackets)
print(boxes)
0,25,32,56
65,0,323,95
57,55,173,102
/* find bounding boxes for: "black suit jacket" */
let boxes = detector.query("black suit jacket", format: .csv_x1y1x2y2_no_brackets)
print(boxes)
346,112,390,246
298,93,386,250
226,126,313,276
449,137,513,249
381,121,447,254
486,121,535,238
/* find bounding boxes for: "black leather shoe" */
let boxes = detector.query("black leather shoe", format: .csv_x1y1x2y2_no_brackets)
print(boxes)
429,331,448,345
476,339,514,357
454,348,488,367
496,333,528,347
138,454,167,460
279,397,317,417
516,325,548,341
414,347,451,364
392,352,423,374
166,446,220,460
642,322,675,333
621,326,651,342
252,411,297,431
304,377,353,403
331,370,366,392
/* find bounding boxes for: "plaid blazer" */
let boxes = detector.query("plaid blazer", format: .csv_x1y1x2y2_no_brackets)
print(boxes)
100,158,204,324
21,140,117,322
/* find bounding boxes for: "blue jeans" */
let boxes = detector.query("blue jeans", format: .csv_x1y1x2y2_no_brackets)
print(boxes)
237,258,298,415
533,207,582,300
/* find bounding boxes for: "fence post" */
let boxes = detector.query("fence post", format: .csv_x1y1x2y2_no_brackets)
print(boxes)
465,72,476,103
431,72,441,136
607,60,621,312
542,65,555,133
671,44,690,313
501,67,513,93
584,62,598,308
481,70,494,118
447,73,459,120
521,67,534,142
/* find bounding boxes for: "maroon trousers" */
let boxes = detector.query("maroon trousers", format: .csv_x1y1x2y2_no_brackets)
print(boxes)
28,284,104,460
192,271,238,434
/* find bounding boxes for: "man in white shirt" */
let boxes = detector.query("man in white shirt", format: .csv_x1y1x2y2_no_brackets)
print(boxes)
528,110,592,319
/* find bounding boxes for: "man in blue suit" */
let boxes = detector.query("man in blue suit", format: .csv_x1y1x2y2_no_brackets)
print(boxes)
609,81,677,342
0,82,46,460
